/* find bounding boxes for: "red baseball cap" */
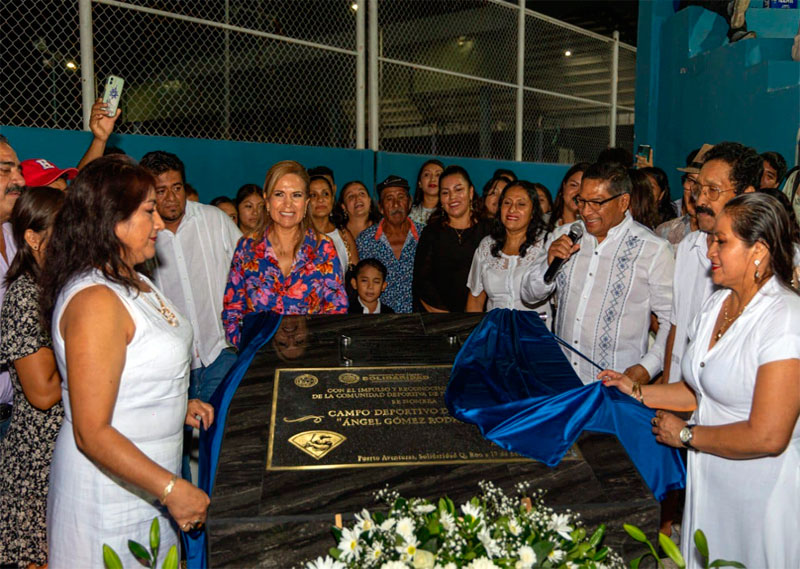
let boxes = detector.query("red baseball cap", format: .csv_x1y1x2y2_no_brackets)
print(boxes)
21,159,78,187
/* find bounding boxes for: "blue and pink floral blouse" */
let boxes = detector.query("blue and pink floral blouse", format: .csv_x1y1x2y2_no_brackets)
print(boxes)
222,228,348,347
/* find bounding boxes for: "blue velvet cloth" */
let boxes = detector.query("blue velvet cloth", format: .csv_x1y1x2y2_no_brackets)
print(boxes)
183,312,283,569
445,309,685,502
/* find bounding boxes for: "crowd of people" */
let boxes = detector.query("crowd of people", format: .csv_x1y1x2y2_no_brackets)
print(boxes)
0,96,798,569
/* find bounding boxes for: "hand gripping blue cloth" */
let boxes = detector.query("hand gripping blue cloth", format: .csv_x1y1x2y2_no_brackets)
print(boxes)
445,309,685,502
182,312,283,569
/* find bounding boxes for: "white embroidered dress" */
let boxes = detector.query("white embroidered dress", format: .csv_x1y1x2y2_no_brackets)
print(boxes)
521,213,674,384
47,271,192,568
680,277,800,569
466,236,552,324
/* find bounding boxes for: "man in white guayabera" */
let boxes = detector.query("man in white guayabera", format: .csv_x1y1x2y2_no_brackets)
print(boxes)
521,161,674,386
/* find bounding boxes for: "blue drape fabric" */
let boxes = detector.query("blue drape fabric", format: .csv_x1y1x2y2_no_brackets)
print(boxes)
445,309,685,502
183,312,283,569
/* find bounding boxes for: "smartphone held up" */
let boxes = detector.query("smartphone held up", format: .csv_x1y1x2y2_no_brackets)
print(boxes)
102,75,124,117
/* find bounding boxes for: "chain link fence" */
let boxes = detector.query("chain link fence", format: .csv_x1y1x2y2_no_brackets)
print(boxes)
1,0,635,163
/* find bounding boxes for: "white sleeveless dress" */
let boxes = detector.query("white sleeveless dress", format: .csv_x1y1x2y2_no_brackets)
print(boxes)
47,271,192,568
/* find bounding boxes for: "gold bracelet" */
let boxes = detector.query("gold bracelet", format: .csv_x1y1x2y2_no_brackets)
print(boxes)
631,382,644,403
160,474,178,505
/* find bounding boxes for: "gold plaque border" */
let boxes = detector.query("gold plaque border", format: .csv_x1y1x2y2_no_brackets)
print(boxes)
266,365,532,471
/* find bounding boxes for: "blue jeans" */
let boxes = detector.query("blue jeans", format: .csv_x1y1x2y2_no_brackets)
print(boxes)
182,349,237,482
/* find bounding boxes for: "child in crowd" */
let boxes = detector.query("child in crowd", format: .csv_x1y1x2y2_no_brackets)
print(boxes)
348,258,394,314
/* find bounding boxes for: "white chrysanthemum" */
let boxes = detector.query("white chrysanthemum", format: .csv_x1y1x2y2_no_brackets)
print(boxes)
439,511,456,532
380,562,410,569
565,562,578,569
460,502,483,522
366,543,384,561
355,508,375,535
507,517,522,537
465,558,499,569
477,528,502,558
548,548,565,564
548,513,574,541
305,556,346,569
516,545,536,568
413,504,436,515
396,516,416,542
336,527,361,561
396,536,420,561
380,518,397,532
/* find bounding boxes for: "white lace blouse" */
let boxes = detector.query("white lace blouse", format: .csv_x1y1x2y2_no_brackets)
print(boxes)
467,236,552,324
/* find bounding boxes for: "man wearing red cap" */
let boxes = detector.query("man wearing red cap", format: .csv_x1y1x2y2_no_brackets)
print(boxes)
21,159,77,191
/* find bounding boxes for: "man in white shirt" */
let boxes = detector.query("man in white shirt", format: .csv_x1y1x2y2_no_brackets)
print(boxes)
140,151,242,402
521,161,674,385
662,142,761,383
0,136,23,440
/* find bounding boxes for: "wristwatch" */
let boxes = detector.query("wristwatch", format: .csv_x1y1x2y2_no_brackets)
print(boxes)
679,424,696,449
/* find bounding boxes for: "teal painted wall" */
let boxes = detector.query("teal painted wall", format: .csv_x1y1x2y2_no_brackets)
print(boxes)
0,126,570,202
635,2,800,198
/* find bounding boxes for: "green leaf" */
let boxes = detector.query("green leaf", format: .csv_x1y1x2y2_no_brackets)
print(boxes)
533,540,554,563
438,497,447,512
572,527,587,542
658,533,685,569
128,540,153,567
331,527,343,541
593,546,609,561
708,560,746,568
102,544,124,569
589,524,606,548
694,529,709,559
421,537,438,553
329,547,342,560
149,518,160,560
161,546,178,569
624,524,648,543
630,554,646,569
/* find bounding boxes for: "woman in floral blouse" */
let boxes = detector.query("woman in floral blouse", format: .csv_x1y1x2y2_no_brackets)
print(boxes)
222,160,348,347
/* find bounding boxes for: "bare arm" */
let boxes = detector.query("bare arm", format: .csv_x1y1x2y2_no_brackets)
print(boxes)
654,359,800,459
599,368,698,412
76,99,121,171
61,285,209,527
15,347,61,410
466,291,486,313
657,324,677,385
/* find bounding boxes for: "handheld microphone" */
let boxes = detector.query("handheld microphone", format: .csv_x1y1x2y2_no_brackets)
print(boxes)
543,222,583,284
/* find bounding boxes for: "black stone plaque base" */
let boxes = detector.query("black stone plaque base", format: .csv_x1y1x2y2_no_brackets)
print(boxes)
208,315,660,567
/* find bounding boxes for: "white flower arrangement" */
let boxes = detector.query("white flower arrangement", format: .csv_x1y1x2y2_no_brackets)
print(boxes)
299,481,624,569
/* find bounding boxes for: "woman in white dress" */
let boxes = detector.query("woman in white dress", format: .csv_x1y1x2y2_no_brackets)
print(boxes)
466,181,551,323
409,159,444,225
309,175,358,271
601,193,800,569
40,156,215,567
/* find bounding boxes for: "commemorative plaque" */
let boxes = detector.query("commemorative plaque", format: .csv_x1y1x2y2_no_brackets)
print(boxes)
267,365,529,470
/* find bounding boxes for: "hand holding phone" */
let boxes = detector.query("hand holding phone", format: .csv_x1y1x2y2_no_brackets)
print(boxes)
102,75,124,118
636,144,653,169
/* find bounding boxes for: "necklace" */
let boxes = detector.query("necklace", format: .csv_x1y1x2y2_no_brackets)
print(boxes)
451,224,471,245
141,289,179,327
714,297,744,341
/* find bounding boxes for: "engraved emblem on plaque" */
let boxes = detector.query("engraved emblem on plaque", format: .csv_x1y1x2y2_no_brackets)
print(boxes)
338,372,360,384
294,374,319,388
288,431,347,460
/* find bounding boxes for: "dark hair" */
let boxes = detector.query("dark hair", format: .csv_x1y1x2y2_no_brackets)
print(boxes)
412,159,444,206
481,176,507,198
532,183,553,213
184,183,199,198
40,156,156,324
489,181,546,259
428,165,482,227
597,146,633,167
0,135,9,145
307,165,334,183
583,161,632,197
685,147,701,167
103,145,126,156
628,168,660,230
760,151,788,186
493,168,517,182
235,183,262,208
758,188,800,243
210,195,234,207
334,180,381,228
723,192,798,291
6,186,65,285
640,166,676,225
139,150,186,183
309,175,334,192
548,162,590,232
353,257,388,281
703,142,762,194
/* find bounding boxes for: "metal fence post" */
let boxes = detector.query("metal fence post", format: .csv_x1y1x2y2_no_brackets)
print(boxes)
223,0,230,139
356,0,366,149
609,30,619,148
368,0,379,151
79,0,95,131
515,0,525,162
